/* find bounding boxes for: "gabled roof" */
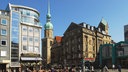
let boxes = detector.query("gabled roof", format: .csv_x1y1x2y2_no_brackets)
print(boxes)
63,22,81,35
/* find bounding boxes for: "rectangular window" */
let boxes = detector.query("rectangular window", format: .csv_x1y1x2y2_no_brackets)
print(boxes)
1,29,7,35
50,41,52,46
1,19,7,25
78,54,81,58
29,27,33,32
29,46,33,52
1,40,7,46
93,54,95,57
29,37,33,42
85,46,88,52
23,46,27,50
78,45,81,49
34,47,39,52
26,10,30,16
85,54,88,58
22,36,27,41
22,26,27,31
34,20,38,25
1,51,7,56
34,37,38,42
93,46,95,51
34,28,39,33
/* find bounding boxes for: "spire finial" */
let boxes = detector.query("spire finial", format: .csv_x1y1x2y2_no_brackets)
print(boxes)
46,0,51,22
48,0,50,15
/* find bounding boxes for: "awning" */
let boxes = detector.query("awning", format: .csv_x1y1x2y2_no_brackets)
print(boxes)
21,57,42,61
11,62,21,67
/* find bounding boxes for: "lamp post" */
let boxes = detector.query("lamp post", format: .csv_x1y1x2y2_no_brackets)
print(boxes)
82,59,85,72
82,51,85,72
64,59,66,68
36,54,38,70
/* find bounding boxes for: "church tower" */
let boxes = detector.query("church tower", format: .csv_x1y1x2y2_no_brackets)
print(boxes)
42,0,54,64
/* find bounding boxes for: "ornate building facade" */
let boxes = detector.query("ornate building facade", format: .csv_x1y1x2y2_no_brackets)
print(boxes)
61,18,111,67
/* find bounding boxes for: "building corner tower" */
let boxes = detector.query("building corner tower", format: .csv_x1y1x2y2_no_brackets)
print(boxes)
42,0,54,64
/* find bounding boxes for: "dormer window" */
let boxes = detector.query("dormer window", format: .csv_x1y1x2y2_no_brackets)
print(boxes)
83,23,86,27
90,26,94,30
98,28,101,32
87,25,90,29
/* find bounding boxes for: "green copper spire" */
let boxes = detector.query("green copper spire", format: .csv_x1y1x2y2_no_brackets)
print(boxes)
44,0,53,30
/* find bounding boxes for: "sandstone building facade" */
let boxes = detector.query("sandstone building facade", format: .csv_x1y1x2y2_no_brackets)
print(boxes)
50,19,112,67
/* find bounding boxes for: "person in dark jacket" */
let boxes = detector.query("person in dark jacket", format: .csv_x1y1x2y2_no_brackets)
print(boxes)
117,65,121,72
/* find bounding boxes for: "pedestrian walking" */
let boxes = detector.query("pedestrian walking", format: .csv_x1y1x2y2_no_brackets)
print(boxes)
91,66,94,72
51,68,55,72
112,64,115,71
103,65,109,72
117,65,121,72
79,67,82,72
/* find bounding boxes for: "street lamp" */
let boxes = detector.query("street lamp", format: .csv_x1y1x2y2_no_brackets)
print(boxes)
82,51,85,72
82,59,85,72
64,59,66,68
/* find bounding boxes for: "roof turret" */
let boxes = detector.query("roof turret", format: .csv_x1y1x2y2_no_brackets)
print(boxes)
101,18,108,25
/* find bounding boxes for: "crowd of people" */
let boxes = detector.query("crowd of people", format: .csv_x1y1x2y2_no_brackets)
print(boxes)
23,65,96,72
101,64,122,72
23,64,122,72
24,67,81,72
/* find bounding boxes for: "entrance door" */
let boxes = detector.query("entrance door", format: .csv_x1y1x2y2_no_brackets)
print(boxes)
0,64,6,72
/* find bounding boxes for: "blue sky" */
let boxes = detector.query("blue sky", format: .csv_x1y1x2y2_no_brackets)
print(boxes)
0,0,128,42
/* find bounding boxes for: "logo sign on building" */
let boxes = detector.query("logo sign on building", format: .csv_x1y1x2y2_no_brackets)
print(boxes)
84,58,94,61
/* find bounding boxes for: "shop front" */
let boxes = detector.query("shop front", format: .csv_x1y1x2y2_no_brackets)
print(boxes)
20,56,42,71
0,64,6,72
